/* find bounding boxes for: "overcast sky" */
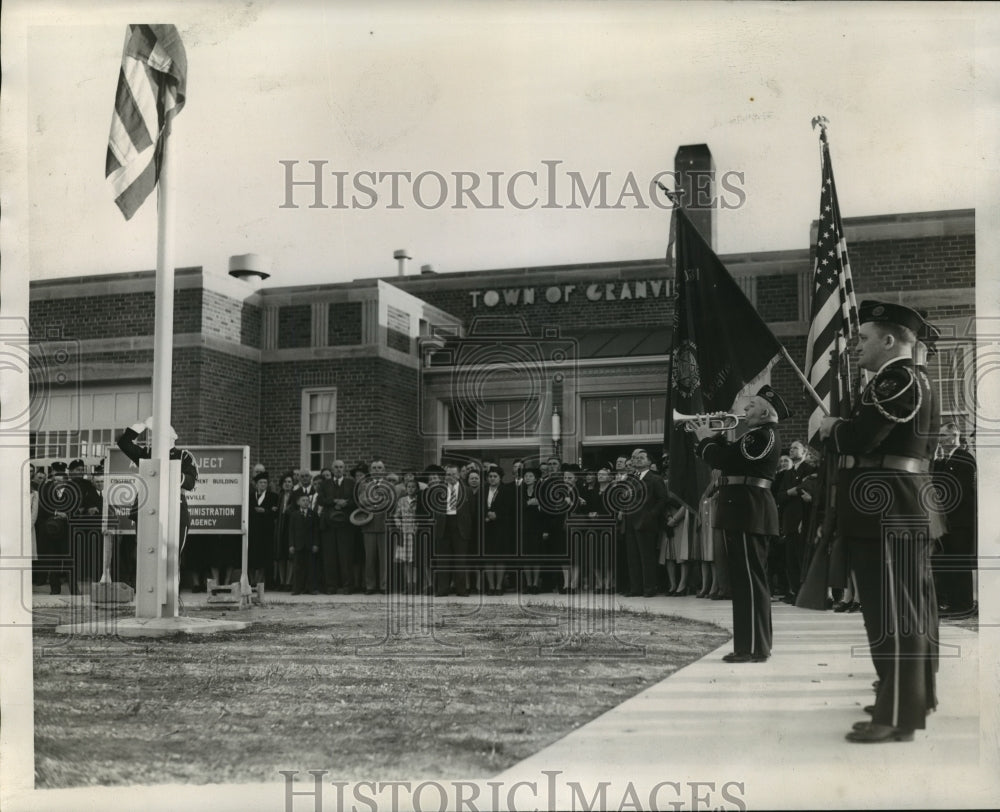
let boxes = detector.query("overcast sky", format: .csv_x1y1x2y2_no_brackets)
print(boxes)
7,0,997,288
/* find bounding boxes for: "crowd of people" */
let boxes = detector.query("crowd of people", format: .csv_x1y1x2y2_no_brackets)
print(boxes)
29,459,105,594
28,429,975,620
193,452,733,599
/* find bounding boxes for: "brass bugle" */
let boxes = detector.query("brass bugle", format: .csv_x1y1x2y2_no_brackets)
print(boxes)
672,409,745,431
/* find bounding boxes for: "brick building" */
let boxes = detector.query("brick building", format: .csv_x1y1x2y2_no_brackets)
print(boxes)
28,204,976,477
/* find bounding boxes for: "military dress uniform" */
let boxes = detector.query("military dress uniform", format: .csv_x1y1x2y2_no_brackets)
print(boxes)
826,306,942,736
116,424,199,555
697,388,785,662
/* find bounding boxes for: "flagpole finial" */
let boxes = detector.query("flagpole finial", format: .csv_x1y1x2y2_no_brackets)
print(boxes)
656,182,685,207
811,115,829,133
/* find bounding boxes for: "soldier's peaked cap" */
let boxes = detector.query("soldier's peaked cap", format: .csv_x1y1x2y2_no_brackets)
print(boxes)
859,300,926,335
755,385,791,421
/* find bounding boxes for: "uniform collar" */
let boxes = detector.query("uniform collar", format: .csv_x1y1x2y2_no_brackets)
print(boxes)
876,355,911,376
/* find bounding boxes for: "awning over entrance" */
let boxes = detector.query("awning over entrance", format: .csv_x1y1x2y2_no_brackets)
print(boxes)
426,327,670,367
571,328,670,359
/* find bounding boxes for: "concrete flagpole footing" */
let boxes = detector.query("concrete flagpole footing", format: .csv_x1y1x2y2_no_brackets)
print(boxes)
54,615,250,638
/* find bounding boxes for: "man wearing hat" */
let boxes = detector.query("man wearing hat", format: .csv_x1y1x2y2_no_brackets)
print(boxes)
36,461,72,594
819,300,943,744
692,384,791,663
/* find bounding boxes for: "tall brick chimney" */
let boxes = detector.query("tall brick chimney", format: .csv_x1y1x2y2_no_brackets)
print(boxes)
674,144,716,249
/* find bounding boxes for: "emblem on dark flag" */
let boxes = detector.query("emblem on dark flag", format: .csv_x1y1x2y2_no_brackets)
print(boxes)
671,340,701,397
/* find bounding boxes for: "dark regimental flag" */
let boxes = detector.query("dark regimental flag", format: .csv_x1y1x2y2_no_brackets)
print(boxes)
803,121,860,446
664,207,783,510
105,25,187,220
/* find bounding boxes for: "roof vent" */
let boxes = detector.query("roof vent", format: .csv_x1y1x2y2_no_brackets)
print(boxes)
228,253,271,284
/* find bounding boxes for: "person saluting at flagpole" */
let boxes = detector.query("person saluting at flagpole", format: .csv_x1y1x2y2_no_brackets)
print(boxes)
818,300,942,744
117,416,199,555
691,385,790,664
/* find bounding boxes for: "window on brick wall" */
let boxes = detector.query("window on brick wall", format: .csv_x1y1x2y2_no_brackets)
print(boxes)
929,343,974,428
446,398,540,440
302,388,337,471
30,384,151,466
30,428,116,463
583,395,666,439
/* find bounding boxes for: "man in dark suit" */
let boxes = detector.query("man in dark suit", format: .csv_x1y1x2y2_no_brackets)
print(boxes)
511,459,525,488
288,492,320,594
37,462,74,594
290,470,317,510
433,463,475,596
622,448,669,598
774,440,816,604
694,385,789,663
769,455,792,598
356,459,394,595
316,458,356,593
66,458,103,589
819,300,943,744
932,422,976,616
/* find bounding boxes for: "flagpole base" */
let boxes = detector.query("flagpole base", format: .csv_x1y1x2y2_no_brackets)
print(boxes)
55,615,250,638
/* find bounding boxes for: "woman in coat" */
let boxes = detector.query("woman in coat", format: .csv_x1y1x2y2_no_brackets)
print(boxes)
585,465,616,592
482,467,514,595
518,467,545,594
273,473,297,590
560,464,590,594
248,472,279,587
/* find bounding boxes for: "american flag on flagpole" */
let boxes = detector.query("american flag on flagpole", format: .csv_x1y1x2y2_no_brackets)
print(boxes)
105,25,187,220
803,120,860,446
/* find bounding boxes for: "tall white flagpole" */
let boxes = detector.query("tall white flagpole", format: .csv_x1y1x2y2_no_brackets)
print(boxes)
137,113,182,619
152,124,175,486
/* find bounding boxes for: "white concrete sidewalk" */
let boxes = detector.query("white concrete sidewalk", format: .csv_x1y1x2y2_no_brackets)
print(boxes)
491,595,993,810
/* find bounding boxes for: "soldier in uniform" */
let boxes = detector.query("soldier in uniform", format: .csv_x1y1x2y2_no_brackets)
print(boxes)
819,300,942,743
116,417,199,560
693,384,790,663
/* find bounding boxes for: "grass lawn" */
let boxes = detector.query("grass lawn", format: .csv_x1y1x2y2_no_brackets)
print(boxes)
33,598,730,788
